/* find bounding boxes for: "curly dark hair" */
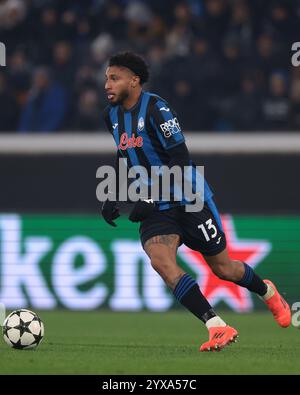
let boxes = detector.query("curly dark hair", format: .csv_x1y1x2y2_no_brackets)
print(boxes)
108,52,149,85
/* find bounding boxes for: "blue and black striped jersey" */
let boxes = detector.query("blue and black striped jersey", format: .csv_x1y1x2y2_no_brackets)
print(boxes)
103,91,213,210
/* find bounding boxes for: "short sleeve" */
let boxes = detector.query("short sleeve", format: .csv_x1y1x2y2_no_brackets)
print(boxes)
149,99,185,150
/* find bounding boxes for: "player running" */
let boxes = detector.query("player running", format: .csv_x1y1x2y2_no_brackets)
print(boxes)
102,52,291,352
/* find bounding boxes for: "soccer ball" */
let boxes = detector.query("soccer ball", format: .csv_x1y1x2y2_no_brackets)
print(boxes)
2,309,44,350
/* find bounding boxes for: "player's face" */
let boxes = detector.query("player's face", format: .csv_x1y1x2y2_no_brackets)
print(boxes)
105,66,135,106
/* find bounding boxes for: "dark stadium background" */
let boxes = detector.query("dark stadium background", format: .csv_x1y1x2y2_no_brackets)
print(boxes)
0,0,299,212
0,0,300,375
1,0,300,133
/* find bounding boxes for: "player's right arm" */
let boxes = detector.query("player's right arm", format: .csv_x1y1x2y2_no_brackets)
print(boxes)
101,150,122,226
101,107,120,227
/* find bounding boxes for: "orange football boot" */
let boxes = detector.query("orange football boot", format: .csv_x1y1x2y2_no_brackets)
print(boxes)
263,280,291,328
200,326,239,352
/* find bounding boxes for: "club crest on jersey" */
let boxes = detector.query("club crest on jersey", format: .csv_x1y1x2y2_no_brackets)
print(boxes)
118,132,143,150
160,117,181,138
138,117,144,131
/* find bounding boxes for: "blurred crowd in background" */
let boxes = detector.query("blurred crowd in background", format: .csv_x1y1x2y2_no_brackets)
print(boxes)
0,0,300,133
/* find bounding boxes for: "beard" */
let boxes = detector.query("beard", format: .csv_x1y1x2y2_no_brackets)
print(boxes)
110,89,130,106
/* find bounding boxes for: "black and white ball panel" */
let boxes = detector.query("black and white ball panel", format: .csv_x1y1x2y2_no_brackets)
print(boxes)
2,309,44,350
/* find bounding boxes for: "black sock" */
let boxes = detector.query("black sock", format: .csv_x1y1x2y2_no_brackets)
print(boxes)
173,273,216,323
235,262,267,296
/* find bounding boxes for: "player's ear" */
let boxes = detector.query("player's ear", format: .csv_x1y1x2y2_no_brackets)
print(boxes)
131,75,140,88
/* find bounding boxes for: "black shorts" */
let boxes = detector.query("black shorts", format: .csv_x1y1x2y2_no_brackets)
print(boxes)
139,198,226,256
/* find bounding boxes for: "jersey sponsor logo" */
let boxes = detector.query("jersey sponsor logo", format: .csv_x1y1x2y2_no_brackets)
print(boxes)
118,132,143,150
160,117,181,138
112,123,118,130
159,107,170,112
138,117,144,131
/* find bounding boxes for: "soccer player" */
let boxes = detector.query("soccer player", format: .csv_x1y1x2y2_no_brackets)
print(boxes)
102,52,291,352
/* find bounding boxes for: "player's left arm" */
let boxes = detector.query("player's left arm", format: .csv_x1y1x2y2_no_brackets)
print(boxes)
149,99,192,174
149,99,199,203
129,101,192,222
128,143,192,222
149,99,186,150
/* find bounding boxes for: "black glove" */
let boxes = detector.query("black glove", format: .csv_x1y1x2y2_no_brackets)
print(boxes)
101,200,120,227
129,199,155,222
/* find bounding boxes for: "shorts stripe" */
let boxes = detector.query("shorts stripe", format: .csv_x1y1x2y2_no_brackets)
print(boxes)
206,198,223,232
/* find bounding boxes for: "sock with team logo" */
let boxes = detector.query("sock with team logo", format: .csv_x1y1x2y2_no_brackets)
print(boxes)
235,262,268,296
173,273,217,323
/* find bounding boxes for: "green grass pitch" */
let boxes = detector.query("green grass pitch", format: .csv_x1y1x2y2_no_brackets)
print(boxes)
0,311,299,375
